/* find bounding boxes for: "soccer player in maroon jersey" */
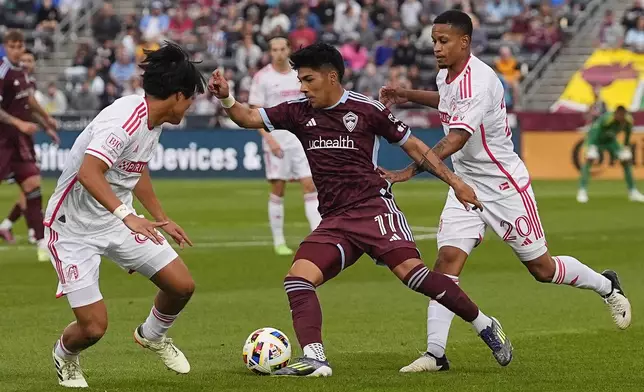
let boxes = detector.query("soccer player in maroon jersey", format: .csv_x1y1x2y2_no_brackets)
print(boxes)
208,43,513,376
0,48,60,246
0,31,59,260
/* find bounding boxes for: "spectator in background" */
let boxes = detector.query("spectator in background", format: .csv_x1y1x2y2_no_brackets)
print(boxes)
109,47,137,88
622,0,643,32
207,21,227,59
524,18,561,53
35,82,68,115
471,15,488,56
93,2,122,42
121,25,139,60
343,67,357,91
357,10,377,48
70,81,100,113
291,5,321,32
168,8,195,44
235,34,262,74
597,10,624,49
35,0,60,52
386,66,412,90
356,62,385,98
340,33,369,72
392,33,417,67
400,0,422,31
374,29,396,67
319,23,340,46
261,6,291,37
504,6,531,44
369,0,391,29
407,64,425,90
625,16,644,53
485,0,517,23
139,1,170,43
289,17,317,49
243,0,268,22
102,82,120,108
495,46,521,85
497,73,514,110
122,76,145,96
334,0,361,37
314,0,336,26
86,66,105,97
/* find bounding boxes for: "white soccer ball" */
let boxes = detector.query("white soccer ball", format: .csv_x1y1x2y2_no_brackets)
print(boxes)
242,327,292,374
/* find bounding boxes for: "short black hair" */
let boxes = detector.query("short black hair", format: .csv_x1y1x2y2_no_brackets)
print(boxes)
139,41,206,100
616,105,627,113
434,10,473,38
289,42,345,81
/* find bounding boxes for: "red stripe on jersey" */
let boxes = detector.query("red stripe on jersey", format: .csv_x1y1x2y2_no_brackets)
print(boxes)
126,107,147,135
480,124,530,193
44,177,79,227
466,66,472,98
86,148,114,166
459,79,464,99
446,55,472,84
48,229,66,284
122,103,145,130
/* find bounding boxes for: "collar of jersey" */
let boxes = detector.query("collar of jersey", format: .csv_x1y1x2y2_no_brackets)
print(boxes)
323,89,349,110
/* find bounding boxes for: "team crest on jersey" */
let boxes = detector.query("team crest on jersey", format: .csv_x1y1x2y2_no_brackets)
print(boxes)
343,112,358,132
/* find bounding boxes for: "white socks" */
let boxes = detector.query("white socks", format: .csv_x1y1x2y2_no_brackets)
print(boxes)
304,192,321,231
552,256,612,296
268,194,286,247
471,311,494,334
55,337,79,360
426,274,458,357
0,218,11,230
303,343,327,362
141,307,178,341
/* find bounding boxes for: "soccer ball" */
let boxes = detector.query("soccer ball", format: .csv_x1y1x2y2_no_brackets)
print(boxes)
242,327,292,374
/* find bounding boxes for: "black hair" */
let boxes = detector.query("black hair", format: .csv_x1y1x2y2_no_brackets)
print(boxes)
22,48,36,59
616,105,627,113
434,10,473,38
289,42,345,82
139,41,206,100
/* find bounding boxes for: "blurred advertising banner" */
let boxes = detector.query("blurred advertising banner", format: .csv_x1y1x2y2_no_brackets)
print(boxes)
523,131,644,179
33,127,521,179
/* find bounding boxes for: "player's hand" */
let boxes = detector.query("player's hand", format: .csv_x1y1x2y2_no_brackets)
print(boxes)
45,115,59,130
159,220,193,249
123,214,168,245
208,69,230,99
453,181,483,212
377,166,413,184
379,86,408,108
46,128,60,146
267,138,284,158
16,120,39,136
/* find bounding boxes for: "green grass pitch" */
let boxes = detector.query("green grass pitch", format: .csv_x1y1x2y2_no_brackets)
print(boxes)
0,179,642,392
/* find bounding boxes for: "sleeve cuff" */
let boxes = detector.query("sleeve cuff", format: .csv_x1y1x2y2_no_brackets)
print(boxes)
394,129,412,146
448,122,476,135
258,108,274,132
85,148,114,167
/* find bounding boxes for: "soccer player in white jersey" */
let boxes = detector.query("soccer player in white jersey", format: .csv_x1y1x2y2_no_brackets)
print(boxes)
44,43,205,388
249,37,322,256
379,10,632,373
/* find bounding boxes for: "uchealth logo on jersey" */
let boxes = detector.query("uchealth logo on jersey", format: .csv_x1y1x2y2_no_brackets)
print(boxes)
343,111,358,132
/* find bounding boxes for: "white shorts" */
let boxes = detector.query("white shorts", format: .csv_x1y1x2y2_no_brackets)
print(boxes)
45,224,178,308
263,141,312,181
436,185,548,262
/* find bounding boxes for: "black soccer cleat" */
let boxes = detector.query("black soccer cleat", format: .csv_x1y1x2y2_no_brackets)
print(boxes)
272,357,332,377
601,270,632,329
400,352,450,373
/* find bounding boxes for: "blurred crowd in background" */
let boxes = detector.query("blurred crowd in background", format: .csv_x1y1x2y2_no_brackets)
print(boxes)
0,0,594,125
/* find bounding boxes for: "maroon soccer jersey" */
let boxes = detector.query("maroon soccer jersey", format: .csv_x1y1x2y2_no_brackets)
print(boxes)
259,90,412,216
0,57,34,137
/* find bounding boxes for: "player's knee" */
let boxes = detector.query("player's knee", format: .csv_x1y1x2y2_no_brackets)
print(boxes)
20,175,41,193
301,178,316,194
81,319,108,345
527,259,555,283
173,278,196,300
286,259,323,286
270,181,286,197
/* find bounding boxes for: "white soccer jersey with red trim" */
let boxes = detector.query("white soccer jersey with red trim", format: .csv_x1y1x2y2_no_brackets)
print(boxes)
436,55,530,201
44,95,162,234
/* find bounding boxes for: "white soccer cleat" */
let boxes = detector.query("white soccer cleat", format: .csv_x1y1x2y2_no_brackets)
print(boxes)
601,270,632,330
576,188,589,203
628,189,644,202
134,325,190,374
52,348,88,388
400,352,450,373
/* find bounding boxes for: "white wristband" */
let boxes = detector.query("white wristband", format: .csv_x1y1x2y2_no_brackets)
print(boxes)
219,94,236,109
113,204,133,220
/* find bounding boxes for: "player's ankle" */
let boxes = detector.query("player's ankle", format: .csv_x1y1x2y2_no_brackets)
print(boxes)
0,219,11,230
303,342,327,362
427,343,446,358
471,311,493,333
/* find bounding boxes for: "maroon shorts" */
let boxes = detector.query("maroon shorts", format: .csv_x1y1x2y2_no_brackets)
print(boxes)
0,134,39,184
294,195,420,282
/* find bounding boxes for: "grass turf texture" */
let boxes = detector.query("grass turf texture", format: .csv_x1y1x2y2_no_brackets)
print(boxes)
0,179,642,392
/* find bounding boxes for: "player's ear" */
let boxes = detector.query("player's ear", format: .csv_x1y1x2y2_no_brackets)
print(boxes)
461,35,470,49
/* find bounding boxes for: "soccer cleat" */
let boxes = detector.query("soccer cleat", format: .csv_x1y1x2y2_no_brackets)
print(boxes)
0,228,15,244
400,352,450,373
272,357,332,377
628,189,644,202
38,247,50,262
52,346,88,388
274,244,294,256
134,325,190,374
576,188,589,203
28,228,36,244
601,270,632,329
479,317,513,366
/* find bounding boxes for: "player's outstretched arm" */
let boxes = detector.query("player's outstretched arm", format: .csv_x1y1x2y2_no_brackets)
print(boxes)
379,129,471,183
379,86,440,109
78,155,167,244
401,135,482,211
208,70,265,129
